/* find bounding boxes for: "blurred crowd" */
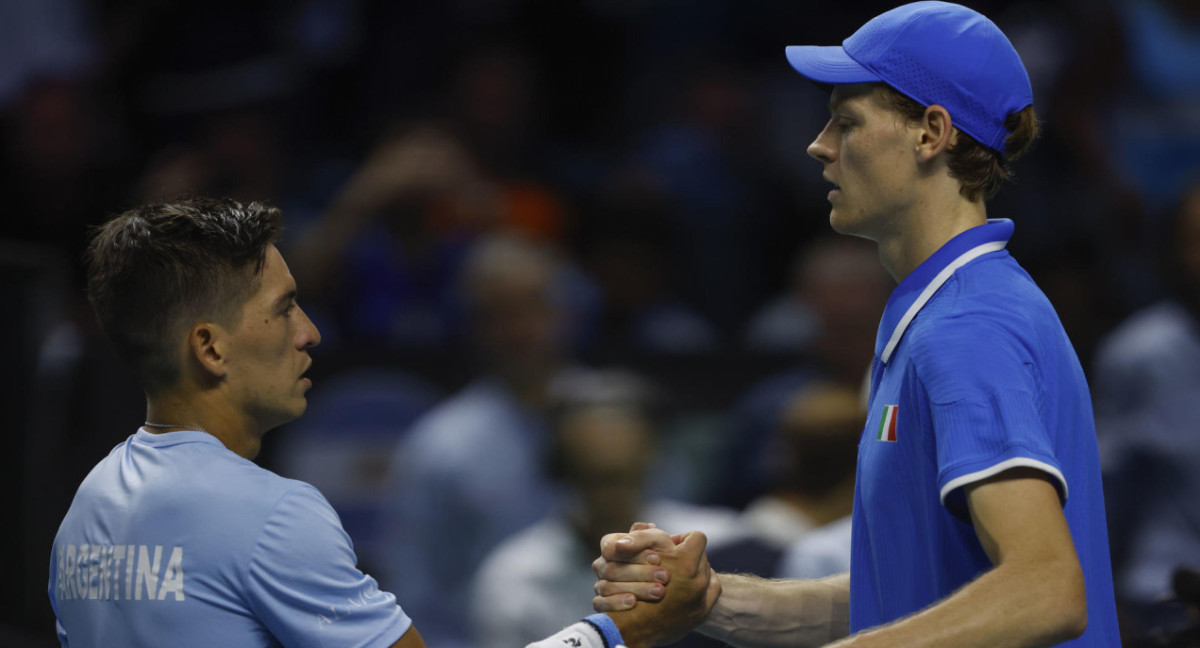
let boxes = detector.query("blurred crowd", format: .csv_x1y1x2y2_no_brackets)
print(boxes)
4,1,1199,647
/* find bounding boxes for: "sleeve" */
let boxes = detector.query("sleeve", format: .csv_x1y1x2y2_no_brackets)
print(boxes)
244,485,412,648
911,315,1068,519
49,546,68,647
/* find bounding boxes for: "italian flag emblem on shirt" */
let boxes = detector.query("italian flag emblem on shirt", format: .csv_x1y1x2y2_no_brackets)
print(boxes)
877,405,899,442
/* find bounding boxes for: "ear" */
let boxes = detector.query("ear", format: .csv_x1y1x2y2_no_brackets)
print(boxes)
187,322,228,379
916,104,954,162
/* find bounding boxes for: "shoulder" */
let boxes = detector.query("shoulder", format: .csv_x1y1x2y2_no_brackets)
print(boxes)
908,256,1050,357
903,257,1057,395
253,484,344,545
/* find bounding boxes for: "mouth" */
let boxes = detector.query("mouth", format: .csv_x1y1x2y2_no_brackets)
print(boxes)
300,359,313,385
825,179,842,201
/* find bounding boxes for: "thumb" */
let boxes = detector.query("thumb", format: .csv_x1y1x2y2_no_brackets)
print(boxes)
602,528,675,561
672,531,710,561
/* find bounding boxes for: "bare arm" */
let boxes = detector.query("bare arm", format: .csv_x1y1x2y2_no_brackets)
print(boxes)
829,468,1087,648
390,625,427,648
592,527,846,648
696,572,850,648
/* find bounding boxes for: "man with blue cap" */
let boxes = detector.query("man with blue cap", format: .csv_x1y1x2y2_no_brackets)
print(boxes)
588,3,1121,648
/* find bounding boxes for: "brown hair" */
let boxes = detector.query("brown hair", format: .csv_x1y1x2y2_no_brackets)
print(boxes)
85,197,283,392
875,84,1039,202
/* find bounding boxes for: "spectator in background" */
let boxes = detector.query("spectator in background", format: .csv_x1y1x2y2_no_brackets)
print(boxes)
671,380,862,648
628,59,791,336
1093,180,1200,607
470,369,742,648
287,124,568,348
720,236,889,508
768,382,860,580
376,233,585,648
578,180,720,356
744,236,888,359
742,381,860,560
1056,0,1200,218
1054,0,1200,313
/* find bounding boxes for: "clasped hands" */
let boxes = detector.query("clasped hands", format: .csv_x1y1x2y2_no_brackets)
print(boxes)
590,522,721,648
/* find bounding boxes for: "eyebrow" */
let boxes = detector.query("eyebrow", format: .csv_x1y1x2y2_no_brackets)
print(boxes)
275,289,297,309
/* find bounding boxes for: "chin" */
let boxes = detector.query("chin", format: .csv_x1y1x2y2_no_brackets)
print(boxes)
828,209,856,235
829,210,875,240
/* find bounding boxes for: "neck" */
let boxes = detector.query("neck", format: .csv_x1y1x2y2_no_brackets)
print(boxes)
145,388,264,460
876,188,987,282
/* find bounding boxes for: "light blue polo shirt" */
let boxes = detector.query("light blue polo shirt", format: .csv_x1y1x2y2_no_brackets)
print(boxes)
49,428,411,648
850,219,1120,646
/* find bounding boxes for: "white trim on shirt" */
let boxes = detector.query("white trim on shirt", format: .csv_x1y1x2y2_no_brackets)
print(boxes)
882,240,1009,364
938,456,1070,506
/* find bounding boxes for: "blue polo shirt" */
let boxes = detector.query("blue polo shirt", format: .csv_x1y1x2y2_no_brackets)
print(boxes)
49,428,411,648
850,219,1119,646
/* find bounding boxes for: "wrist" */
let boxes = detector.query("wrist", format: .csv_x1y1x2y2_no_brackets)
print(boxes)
603,612,652,648
585,613,628,648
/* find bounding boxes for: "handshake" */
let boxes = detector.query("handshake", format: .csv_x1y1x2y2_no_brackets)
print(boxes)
589,523,722,648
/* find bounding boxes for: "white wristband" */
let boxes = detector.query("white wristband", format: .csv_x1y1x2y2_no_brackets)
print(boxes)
526,618,624,648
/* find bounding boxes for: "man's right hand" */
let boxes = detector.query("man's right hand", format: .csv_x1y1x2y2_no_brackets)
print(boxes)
592,525,721,648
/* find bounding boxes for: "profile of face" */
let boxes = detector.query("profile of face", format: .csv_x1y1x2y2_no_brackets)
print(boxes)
219,244,321,431
807,84,922,239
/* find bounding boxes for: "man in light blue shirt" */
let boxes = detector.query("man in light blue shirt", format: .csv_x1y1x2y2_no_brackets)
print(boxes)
51,197,710,648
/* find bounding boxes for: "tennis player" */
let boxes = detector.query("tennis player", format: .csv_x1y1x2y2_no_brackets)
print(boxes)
48,197,709,648
591,3,1121,648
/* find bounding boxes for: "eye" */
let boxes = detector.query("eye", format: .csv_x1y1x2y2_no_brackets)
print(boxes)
282,300,297,316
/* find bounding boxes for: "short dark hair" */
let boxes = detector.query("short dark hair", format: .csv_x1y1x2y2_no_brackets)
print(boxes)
85,197,282,393
875,84,1039,202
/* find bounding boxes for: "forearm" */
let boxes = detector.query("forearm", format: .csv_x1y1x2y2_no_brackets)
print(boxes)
697,572,850,648
830,559,1086,648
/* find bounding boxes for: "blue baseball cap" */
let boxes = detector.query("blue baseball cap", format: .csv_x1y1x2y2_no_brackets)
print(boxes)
785,1,1032,155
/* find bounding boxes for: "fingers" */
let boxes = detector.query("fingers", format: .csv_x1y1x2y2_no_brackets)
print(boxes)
600,528,675,562
593,577,665,602
593,559,671,588
593,592,636,613
670,531,710,576
629,521,657,532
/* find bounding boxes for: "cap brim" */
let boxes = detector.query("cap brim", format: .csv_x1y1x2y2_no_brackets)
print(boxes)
785,45,881,86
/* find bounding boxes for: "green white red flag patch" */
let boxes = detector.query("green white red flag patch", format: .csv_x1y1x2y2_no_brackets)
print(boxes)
877,405,898,442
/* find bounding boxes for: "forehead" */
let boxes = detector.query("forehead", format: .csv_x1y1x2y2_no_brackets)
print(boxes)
255,244,295,297
828,83,885,114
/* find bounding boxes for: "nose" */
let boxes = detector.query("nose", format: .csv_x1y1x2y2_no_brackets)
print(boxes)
807,121,836,164
297,306,322,349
